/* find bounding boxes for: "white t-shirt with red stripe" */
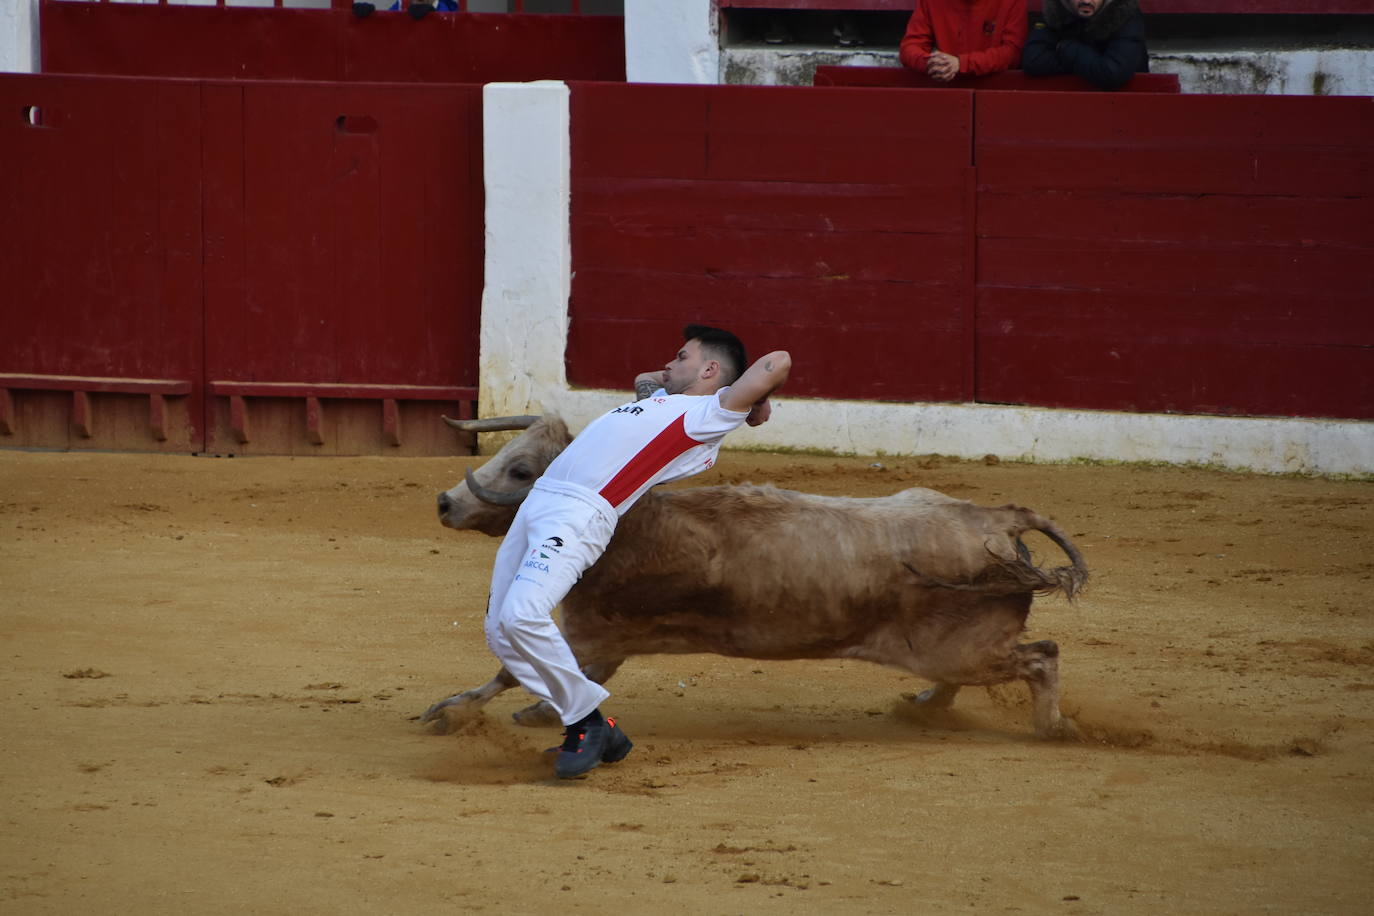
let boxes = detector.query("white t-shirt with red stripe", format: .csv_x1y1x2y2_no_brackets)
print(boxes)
540,387,750,515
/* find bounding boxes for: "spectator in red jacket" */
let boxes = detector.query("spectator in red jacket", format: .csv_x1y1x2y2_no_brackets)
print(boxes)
899,0,1029,83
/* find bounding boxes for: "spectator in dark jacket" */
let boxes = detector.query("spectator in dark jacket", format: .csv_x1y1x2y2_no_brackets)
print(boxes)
1022,0,1148,91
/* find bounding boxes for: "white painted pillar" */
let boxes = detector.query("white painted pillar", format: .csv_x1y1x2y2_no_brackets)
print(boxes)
0,0,40,73
478,81,573,423
624,0,719,85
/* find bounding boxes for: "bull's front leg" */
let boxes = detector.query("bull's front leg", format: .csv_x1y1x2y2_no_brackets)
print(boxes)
511,659,626,728
420,667,520,724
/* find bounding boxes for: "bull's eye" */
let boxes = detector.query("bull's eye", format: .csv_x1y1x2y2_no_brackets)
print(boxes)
508,466,533,482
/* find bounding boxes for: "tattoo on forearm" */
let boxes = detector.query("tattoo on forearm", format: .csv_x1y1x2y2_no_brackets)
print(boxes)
634,378,658,401
764,359,775,372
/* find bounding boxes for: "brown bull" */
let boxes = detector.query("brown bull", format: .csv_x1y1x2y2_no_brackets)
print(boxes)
425,414,1088,739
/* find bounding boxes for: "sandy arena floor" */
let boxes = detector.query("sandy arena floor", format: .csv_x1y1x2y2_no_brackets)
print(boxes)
1,446,1371,914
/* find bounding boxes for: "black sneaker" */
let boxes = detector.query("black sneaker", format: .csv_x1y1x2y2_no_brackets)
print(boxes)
554,715,633,779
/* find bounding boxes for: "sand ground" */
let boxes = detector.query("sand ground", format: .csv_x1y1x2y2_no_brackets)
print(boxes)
1,447,1371,914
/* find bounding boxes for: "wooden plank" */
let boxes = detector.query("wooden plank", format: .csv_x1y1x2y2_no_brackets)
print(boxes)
574,177,969,235
571,82,709,180
573,224,966,286
978,147,1374,197
706,85,971,182
569,272,966,402
208,381,477,400
978,93,1374,151
978,191,1374,250
978,239,1373,299
0,373,193,394
977,333,1373,419
978,287,1374,349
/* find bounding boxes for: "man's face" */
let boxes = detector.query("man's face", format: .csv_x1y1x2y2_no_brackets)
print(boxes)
662,339,713,395
1074,0,1104,17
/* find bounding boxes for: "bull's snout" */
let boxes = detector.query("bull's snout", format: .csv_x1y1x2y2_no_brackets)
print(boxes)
437,491,452,518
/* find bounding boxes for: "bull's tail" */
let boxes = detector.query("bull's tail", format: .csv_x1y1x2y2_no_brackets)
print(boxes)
1014,510,1089,600
902,508,1089,601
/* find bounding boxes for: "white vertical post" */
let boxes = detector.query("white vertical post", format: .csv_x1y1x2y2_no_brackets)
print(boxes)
479,81,572,423
0,0,40,73
624,0,719,85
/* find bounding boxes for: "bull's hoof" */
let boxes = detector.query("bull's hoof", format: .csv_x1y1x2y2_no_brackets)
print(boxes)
1037,716,1080,741
512,700,560,728
420,693,475,724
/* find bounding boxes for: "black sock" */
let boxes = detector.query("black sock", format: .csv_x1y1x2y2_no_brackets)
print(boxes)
572,708,605,729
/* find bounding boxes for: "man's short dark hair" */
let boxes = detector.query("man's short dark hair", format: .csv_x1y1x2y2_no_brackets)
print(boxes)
684,324,748,386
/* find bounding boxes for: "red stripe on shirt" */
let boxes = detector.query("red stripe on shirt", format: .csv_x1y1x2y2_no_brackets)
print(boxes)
598,414,699,509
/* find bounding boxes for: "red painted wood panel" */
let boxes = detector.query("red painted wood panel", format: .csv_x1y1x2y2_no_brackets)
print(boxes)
40,1,624,84
706,85,969,182
571,83,711,179
569,83,976,404
341,13,624,83
0,74,204,450
42,4,340,80
975,91,1374,419
202,81,483,452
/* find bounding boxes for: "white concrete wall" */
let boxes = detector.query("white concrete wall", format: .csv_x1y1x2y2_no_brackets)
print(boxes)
0,0,39,73
1152,49,1374,96
624,0,718,84
479,79,1373,476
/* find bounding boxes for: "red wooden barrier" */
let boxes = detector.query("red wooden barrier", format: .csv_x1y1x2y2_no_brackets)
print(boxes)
975,91,1374,419
40,0,625,83
814,66,1182,93
201,81,484,455
568,82,976,403
0,75,204,451
0,73,483,455
569,82,1372,420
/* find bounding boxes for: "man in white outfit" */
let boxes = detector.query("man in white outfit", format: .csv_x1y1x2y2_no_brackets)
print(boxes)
483,325,792,778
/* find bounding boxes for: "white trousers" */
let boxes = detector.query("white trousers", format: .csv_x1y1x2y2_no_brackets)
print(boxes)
484,479,616,726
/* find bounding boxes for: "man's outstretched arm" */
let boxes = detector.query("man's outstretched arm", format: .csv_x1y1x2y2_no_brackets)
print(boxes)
720,350,791,423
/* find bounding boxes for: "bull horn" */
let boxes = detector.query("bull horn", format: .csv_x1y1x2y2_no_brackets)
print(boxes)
443,415,541,433
464,467,532,507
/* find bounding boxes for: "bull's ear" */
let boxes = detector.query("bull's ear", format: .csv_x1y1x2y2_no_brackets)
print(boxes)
442,415,540,432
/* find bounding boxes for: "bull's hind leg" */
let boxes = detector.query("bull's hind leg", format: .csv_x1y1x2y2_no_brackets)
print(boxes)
511,659,626,727
421,666,520,723
1016,640,1077,739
